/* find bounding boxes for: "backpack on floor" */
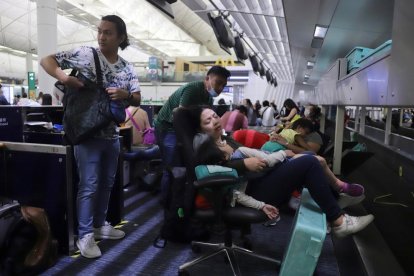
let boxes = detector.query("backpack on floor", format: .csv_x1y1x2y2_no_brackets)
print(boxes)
0,203,58,276
0,203,36,276
153,167,209,248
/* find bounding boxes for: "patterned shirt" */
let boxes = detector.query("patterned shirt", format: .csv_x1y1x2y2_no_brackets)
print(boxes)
155,81,212,130
55,46,140,138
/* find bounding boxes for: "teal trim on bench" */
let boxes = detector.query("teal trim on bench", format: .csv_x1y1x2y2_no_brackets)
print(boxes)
280,188,327,276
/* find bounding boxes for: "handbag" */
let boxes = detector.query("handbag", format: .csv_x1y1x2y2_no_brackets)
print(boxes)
62,47,121,144
143,128,156,145
125,108,156,145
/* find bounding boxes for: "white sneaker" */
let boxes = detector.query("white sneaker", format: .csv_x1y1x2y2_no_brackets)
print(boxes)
76,233,101,258
332,214,374,238
94,221,125,240
288,195,301,211
338,193,365,209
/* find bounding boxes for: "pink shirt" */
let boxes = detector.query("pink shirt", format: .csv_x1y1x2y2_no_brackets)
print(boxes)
221,110,248,132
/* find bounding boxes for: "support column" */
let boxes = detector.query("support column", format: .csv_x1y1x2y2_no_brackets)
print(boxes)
354,106,360,132
319,106,326,133
384,108,392,145
359,106,366,135
333,105,345,175
36,0,57,96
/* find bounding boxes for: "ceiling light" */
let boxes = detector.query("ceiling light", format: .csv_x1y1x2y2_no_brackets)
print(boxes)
302,81,308,84
307,61,315,69
313,25,328,38
304,74,310,78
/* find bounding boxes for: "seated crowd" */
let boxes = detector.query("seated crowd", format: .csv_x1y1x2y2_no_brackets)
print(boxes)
187,105,373,238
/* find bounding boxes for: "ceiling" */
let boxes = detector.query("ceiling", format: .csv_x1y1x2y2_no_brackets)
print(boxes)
284,0,394,85
0,0,395,87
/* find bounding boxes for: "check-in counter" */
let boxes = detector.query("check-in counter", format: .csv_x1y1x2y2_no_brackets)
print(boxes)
0,141,124,254
0,106,64,143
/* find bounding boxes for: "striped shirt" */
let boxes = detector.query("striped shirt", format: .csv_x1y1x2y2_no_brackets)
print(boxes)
155,81,212,130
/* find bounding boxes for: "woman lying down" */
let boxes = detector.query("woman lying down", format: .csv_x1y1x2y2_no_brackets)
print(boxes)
189,106,374,239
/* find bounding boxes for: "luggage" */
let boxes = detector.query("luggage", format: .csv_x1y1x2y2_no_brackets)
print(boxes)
0,203,58,276
279,188,327,276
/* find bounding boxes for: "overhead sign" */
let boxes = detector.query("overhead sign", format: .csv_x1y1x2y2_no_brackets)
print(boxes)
27,72,36,99
215,57,235,67
28,72,35,90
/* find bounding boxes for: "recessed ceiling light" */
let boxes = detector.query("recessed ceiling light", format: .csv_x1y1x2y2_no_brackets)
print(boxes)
314,25,328,38
307,61,315,69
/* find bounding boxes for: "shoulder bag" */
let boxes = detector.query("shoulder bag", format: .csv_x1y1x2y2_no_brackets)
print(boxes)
125,108,156,145
62,47,121,144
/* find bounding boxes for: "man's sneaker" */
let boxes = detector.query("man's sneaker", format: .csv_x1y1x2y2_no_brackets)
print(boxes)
332,214,374,238
94,221,125,240
340,183,365,197
338,193,365,208
76,233,101,258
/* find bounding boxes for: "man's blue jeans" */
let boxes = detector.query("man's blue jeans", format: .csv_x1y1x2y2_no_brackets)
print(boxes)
155,127,181,204
74,138,120,239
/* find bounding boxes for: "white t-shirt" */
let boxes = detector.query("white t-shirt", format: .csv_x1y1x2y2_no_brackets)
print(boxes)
261,106,277,127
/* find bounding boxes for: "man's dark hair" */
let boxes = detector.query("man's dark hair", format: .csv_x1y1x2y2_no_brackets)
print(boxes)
291,118,314,132
102,15,130,50
42,93,53,105
207,66,231,79
262,100,269,107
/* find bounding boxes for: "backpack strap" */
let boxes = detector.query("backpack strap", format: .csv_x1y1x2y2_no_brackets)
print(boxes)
126,108,142,132
125,107,139,125
90,47,103,87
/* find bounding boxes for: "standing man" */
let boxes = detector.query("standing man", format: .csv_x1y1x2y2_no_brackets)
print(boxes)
0,84,10,105
40,15,140,259
154,66,231,203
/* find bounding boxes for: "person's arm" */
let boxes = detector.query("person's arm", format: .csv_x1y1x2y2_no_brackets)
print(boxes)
294,135,312,151
129,92,141,106
232,183,279,219
40,55,83,88
281,108,297,122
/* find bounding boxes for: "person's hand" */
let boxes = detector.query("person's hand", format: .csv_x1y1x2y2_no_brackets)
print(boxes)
284,150,295,157
273,135,288,146
284,121,292,129
106,87,129,101
62,75,83,89
244,157,267,172
262,204,279,220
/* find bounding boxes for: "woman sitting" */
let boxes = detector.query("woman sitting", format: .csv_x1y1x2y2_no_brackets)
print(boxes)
189,106,374,238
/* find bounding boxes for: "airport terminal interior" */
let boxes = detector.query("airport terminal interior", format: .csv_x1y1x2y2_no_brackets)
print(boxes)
1,0,413,275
